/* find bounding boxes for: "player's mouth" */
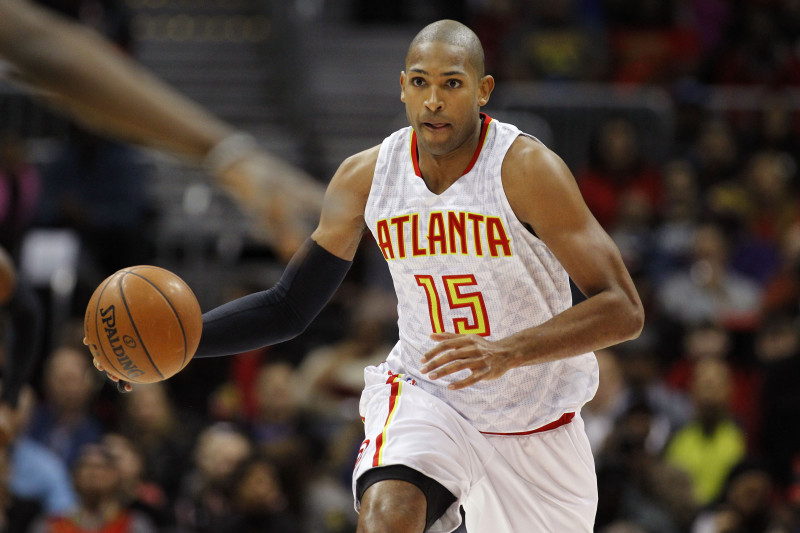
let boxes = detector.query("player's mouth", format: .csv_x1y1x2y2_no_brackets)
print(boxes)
423,122,449,130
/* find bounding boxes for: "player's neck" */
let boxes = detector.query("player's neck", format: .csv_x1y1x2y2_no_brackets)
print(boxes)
417,120,484,194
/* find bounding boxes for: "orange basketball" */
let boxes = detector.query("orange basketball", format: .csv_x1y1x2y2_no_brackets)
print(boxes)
83,265,202,384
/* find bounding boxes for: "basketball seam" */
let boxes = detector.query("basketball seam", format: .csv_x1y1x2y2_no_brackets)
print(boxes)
93,272,127,380
119,271,167,380
126,267,190,371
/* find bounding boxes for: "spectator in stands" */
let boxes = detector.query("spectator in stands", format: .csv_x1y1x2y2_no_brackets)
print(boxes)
174,422,252,533
28,443,156,533
595,399,697,533
650,158,702,285
664,321,760,448
686,117,740,191
213,453,301,533
656,220,762,330
249,361,311,518
754,313,800,492
690,459,778,533
616,339,692,453
582,348,629,455
117,382,200,505
102,433,172,531
740,93,800,164
706,3,800,86
576,117,662,229
6,387,76,522
501,0,609,82
26,345,104,467
707,149,798,283
664,357,747,508
761,220,800,317
0,444,50,533
0,132,40,256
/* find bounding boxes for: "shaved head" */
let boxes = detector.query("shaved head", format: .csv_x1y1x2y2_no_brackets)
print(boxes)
407,19,485,77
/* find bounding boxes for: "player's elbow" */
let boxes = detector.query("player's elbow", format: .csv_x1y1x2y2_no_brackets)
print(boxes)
282,310,314,341
619,292,645,342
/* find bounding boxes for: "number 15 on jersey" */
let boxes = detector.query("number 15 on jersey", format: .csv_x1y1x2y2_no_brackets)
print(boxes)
415,274,491,337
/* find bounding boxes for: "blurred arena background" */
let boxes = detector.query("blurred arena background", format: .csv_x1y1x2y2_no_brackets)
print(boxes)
2,1,800,532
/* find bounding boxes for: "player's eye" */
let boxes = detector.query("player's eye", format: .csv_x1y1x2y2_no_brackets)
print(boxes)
411,77,426,87
446,79,462,89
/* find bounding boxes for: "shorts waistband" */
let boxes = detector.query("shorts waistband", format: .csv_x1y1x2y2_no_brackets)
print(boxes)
479,412,575,436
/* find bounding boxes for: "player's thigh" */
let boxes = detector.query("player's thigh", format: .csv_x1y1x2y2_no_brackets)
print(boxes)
354,370,485,532
464,414,597,533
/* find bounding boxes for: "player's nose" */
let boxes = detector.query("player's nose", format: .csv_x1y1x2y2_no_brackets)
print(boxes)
424,87,444,112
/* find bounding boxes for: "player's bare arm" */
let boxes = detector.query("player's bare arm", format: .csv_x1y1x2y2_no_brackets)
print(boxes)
422,136,644,389
0,0,232,158
0,0,325,260
310,145,380,261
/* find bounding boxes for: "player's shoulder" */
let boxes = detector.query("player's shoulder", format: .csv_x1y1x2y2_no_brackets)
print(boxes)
506,135,564,169
503,134,573,184
325,145,381,203
336,145,380,181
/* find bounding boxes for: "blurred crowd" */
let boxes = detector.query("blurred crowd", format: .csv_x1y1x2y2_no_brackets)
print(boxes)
0,0,800,532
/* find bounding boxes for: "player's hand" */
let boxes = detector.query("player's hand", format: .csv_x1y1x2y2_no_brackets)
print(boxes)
420,332,516,390
83,337,133,392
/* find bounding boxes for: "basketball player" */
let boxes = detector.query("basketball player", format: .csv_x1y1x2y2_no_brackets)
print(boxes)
169,19,642,532
0,0,323,259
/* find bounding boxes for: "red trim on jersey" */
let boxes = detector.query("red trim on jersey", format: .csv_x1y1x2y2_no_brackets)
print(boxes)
480,412,575,436
410,113,493,178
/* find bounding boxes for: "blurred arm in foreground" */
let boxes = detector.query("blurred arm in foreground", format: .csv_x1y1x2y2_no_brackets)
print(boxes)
0,0,323,258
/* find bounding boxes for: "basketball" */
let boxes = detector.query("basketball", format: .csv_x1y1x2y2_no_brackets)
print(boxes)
83,265,202,384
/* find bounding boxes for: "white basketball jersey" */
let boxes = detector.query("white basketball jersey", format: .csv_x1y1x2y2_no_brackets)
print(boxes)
364,114,599,433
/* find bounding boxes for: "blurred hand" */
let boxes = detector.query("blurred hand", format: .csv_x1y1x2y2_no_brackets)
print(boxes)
217,150,325,262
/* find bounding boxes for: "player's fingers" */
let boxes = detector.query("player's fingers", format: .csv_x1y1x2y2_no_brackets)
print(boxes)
448,368,490,390
420,349,460,373
429,332,459,342
422,333,469,363
117,381,133,393
425,353,477,379
92,358,104,371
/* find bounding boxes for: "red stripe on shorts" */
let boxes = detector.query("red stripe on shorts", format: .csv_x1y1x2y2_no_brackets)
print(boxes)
372,376,402,466
479,412,575,436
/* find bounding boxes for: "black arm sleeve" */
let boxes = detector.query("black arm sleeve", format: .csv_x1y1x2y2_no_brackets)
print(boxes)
3,282,43,407
194,239,353,358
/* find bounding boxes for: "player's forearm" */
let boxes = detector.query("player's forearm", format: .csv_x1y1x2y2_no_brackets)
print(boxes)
0,0,233,159
504,286,644,367
194,239,352,357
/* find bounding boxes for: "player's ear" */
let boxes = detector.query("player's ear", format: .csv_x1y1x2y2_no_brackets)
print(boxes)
478,75,495,107
400,71,407,103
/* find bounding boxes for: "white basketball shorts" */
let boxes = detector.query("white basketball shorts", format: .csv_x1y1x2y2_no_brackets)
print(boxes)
352,363,598,533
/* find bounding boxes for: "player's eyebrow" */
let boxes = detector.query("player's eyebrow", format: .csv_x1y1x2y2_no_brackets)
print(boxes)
409,68,466,77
